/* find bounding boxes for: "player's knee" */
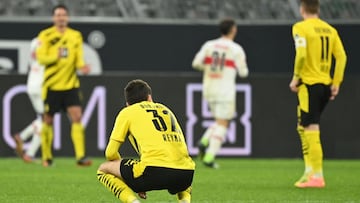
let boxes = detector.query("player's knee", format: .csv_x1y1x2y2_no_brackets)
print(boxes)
67,106,82,122
43,114,53,125
304,124,319,131
216,119,229,127
98,162,108,173
70,114,82,123
98,161,122,177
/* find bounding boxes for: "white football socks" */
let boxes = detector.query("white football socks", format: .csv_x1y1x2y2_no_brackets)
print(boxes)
20,118,42,158
204,123,227,162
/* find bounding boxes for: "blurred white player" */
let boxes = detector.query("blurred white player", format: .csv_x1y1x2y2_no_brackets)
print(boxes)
13,38,44,163
192,18,249,168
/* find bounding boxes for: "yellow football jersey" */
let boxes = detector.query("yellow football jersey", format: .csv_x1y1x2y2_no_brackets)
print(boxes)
36,26,85,91
292,18,347,86
109,101,195,175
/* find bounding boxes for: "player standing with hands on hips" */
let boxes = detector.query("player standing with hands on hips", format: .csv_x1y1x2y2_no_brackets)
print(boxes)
192,18,249,168
36,4,92,167
289,0,347,188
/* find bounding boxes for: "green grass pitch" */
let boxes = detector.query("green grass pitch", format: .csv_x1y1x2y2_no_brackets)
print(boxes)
1,157,359,202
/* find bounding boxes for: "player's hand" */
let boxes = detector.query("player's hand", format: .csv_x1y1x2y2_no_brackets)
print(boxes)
80,64,91,75
289,78,300,93
330,85,339,100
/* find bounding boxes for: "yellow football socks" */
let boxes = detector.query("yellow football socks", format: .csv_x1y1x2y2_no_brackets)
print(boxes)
297,125,312,173
71,123,85,160
41,122,53,161
97,170,138,203
305,130,323,177
177,186,192,203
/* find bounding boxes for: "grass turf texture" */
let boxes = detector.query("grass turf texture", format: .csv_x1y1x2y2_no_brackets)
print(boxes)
0,158,359,203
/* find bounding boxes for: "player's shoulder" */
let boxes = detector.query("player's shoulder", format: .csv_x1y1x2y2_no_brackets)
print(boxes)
207,37,228,45
67,27,81,34
119,104,135,114
38,26,56,37
201,39,216,49
207,38,242,49
318,19,338,34
230,40,243,51
31,37,38,43
30,38,40,50
292,20,306,30
67,27,83,37
156,102,177,117
120,101,153,113
141,101,169,111
219,39,244,55
154,102,170,111
116,106,133,122
292,20,314,36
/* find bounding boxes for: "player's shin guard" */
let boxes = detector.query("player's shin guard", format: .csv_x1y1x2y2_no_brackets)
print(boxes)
297,125,312,174
306,130,323,177
97,170,138,203
203,124,227,163
71,123,85,160
41,123,53,161
177,186,192,203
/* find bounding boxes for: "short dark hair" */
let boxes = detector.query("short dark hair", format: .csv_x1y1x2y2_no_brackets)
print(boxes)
52,4,69,15
219,18,236,35
124,79,152,105
301,0,319,14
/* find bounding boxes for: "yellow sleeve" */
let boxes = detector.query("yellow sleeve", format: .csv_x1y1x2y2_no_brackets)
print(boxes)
36,31,59,65
75,32,86,69
331,31,347,87
292,24,307,79
105,139,122,161
110,109,130,142
105,109,130,160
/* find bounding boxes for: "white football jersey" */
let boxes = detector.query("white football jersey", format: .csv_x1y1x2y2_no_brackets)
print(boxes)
27,38,45,95
192,37,249,101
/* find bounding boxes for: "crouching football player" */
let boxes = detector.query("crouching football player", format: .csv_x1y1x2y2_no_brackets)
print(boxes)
97,79,195,203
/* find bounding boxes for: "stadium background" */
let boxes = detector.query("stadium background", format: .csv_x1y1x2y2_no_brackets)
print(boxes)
1,0,360,159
